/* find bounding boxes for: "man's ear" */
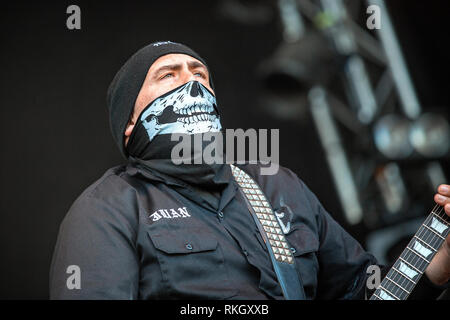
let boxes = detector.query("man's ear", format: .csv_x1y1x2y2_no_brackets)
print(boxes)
124,117,136,146
125,120,135,137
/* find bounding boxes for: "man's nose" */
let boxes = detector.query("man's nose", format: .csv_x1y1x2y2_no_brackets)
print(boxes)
189,80,203,97
179,69,203,95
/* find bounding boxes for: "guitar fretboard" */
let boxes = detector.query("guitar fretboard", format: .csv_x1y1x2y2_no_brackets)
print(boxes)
370,204,450,300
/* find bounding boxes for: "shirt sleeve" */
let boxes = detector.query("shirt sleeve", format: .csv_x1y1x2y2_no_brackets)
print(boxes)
298,179,377,299
299,178,448,300
49,177,140,299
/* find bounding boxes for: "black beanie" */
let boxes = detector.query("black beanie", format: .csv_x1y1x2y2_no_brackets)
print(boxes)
106,41,214,158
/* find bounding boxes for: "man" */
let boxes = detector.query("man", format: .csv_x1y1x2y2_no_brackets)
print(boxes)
49,41,450,299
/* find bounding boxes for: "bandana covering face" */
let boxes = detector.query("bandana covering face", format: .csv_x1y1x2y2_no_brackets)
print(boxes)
140,80,221,143
126,80,229,191
107,41,214,158
126,80,223,161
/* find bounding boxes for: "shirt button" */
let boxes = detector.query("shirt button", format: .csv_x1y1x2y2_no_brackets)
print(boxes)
186,243,193,250
243,249,249,257
290,247,296,254
218,211,224,219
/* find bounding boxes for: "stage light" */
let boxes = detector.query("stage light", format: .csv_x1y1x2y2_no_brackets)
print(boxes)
409,113,450,158
257,29,337,120
373,114,414,159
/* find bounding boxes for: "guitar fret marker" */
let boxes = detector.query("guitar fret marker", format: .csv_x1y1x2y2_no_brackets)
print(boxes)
398,261,419,280
412,240,433,259
413,236,437,252
430,217,448,234
432,211,450,226
392,266,416,284
398,257,422,274
406,246,430,263
422,224,445,240
379,287,398,300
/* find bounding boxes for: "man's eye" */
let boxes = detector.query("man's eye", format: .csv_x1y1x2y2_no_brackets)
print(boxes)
194,72,206,78
161,73,174,79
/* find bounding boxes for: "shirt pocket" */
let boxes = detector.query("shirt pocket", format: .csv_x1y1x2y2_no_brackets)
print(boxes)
148,229,238,299
285,225,320,298
286,225,320,255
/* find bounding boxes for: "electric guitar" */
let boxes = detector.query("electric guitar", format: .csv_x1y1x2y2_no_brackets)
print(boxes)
370,204,450,300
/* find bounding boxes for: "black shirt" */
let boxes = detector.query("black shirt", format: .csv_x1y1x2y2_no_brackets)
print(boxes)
49,160,446,299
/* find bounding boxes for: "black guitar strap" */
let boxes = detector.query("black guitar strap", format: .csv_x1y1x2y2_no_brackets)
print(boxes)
230,164,305,300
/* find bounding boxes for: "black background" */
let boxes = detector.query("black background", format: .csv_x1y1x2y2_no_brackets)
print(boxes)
0,0,449,299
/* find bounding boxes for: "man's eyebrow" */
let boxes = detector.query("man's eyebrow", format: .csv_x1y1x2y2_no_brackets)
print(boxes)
152,63,182,79
187,60,207,70
151,61,208,79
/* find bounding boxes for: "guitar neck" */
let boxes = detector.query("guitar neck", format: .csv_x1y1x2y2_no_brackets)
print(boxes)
370,204,450,300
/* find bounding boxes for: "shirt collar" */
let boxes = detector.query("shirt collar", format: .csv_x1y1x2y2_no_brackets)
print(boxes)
126,156,239,213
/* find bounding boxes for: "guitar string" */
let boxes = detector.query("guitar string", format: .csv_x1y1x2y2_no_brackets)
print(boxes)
372,204,447,300
378,205,441,299
388,206,442,299
379,211,435,299
396,205,443,297
377,206,435,299
384,204,447,299
391,205,448,299
377,204,449,299
408,204,449,296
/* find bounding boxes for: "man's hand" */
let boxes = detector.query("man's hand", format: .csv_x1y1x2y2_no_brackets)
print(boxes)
425,184,450,286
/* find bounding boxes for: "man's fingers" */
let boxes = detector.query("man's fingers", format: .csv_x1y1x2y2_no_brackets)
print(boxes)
434,190,450,217
434,193,449,205
438,184,450,196
434,193,450,206
435,185,450,217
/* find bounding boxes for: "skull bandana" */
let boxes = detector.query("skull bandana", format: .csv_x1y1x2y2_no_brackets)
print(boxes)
126,80,223,161
140,80,221,142
107,41,215,158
